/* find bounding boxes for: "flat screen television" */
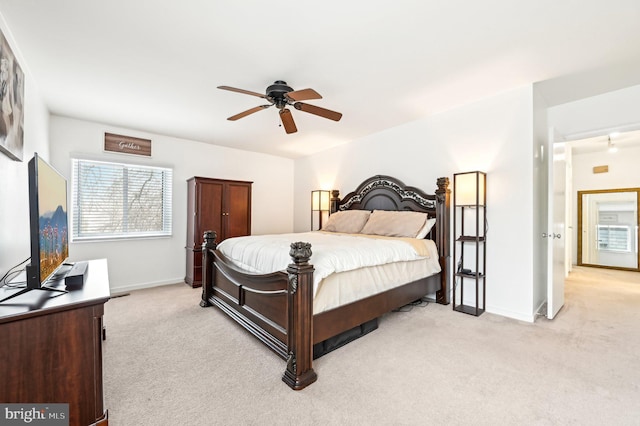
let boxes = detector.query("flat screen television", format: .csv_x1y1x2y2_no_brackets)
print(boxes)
28,152,70,286
0,153,69,303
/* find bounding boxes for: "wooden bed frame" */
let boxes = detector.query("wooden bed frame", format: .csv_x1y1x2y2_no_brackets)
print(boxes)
200,175,450,390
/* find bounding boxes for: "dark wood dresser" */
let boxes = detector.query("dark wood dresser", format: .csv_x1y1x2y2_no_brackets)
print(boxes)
185,177,252,287
0,259,110,426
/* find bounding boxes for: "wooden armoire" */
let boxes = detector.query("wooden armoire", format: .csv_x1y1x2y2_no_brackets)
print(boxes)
185,177,252,287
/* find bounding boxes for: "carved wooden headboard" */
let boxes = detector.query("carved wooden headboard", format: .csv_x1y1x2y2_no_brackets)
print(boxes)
331,175,439,214
330,175,450,249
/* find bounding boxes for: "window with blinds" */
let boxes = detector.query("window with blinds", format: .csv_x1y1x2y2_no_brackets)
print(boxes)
597,225,630,252
71,159,172,240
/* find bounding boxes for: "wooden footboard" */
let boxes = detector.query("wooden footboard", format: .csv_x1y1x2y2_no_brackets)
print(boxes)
199,175,451,390
200,231,317,390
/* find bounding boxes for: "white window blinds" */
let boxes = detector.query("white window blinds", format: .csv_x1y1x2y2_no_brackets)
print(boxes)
71,158,172,240
597,225,630,252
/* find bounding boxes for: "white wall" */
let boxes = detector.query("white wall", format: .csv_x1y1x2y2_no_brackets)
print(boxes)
49,116,295,293
572,145,640,191
0,13,49,277
294,86,536,322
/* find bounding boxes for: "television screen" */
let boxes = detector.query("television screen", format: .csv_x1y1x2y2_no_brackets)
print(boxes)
29,153,69,287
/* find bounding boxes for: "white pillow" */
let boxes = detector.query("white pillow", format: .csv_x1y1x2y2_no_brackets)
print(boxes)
415,217,436,239
322,210,371,234
359,210,428,238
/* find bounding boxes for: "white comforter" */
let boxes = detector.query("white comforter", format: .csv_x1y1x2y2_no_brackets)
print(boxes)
216,231,437,297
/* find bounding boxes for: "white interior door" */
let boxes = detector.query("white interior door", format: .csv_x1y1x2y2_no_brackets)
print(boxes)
547,139,566,319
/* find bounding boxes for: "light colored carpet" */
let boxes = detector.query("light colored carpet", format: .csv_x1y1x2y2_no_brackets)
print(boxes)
103,266,640,425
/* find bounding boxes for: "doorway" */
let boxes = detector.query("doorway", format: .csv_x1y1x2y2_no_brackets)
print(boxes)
545,128,640,319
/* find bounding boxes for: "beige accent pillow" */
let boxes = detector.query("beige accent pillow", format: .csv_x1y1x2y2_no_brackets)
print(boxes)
322,210,371,234
415,217,436,239
359,210,428,238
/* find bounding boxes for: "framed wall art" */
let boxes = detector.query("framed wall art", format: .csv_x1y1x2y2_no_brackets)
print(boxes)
0,27,24,161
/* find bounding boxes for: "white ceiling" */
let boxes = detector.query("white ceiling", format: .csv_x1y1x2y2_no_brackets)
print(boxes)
1,1,640,158
569,129,640,155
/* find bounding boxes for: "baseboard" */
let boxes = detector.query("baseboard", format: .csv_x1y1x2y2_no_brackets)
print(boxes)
110,277,186,295
485,305,535,323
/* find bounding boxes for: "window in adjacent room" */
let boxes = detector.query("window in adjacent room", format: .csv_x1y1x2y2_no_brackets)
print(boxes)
71,158,172,241
597,225,631,252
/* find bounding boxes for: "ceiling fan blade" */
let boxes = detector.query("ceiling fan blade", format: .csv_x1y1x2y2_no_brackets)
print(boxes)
279,109,298,134
285,88,322,102
293,102,342,121
227,105,271,121
218,85,267,99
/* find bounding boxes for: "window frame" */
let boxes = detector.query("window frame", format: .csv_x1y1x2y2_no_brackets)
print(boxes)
71,158,173,242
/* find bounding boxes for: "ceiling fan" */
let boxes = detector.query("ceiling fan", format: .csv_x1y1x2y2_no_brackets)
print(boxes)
217,80,342,134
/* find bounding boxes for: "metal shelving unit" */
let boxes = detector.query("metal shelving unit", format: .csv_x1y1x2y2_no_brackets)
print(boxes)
453,171,486,316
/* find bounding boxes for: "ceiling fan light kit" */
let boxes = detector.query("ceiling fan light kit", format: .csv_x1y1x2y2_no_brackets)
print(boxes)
218,80,342,134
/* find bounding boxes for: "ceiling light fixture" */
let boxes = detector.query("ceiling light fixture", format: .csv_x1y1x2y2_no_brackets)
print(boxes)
607,136,618,153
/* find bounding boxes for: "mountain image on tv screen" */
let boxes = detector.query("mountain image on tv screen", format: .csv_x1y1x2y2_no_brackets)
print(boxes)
39,204,69,280
35,154,69,282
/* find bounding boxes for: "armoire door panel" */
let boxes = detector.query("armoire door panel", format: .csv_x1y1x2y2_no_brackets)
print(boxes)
197,181,224,243
226,183,252,238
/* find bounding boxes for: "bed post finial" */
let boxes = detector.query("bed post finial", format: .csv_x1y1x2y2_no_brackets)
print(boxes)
330,190,340,213
202,230,217,250
200,231,218,308
436,177,450,202
289,242,312,264
283,241,317,390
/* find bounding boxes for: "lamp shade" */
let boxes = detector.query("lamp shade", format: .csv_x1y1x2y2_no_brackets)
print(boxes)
311,190,331,231
311,190,330,211
454,171,486,206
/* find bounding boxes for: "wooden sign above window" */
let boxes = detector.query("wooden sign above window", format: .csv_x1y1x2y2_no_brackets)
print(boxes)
104,132,152,157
